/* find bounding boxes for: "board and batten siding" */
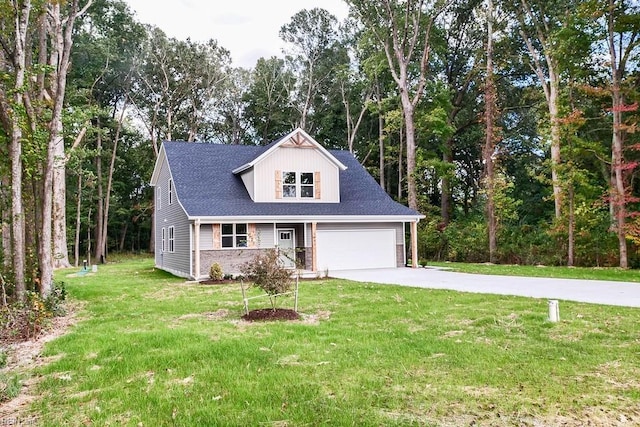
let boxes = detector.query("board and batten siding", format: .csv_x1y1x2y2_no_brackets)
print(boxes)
252,147,339,202
154,155,192,278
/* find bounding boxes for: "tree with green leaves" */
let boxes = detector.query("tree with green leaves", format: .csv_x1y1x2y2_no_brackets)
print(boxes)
244,57,296,144
280,8,348,138
346,0,448,211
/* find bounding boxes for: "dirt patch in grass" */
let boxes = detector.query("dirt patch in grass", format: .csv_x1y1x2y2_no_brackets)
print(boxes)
242,308,300,322
0,303,80,423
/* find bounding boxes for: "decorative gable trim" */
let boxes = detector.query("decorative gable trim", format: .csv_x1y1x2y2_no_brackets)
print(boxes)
231,128,348,175
275,170,282,199
314,171,321,199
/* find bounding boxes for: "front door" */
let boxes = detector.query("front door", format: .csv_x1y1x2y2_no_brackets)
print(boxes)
277,229,296,268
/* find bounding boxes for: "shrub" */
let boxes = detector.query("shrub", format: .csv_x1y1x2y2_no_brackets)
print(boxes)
209,263,224,281
240,249,293,310
0,281,67,344
44,281,67,317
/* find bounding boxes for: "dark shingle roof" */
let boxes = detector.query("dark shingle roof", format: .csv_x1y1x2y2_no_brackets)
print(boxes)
162,141,421,219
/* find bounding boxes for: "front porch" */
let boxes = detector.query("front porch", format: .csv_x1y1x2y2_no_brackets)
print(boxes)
190,220,419,280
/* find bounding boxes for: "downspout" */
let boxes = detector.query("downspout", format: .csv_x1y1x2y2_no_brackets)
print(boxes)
194,219,201,279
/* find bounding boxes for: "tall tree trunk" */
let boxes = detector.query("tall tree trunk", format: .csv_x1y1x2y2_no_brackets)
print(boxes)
378,107,385,190
519,0,563,218
49,0,90,270
484,0,497,263
100,102,128,262
74,173,82,268
611,84,627,268
398,126,404,201
441,143,452,225
6,0,32,301
607,0,629,269
95,120,104,263
568,184,575,267
548,75,562,219
402,102,418,211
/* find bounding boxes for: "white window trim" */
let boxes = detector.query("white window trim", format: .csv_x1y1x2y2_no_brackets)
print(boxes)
161,227,166,252
282,171,314,199
221,223,248,249
157,186,162,210
168,226,175,253
168,179,174,205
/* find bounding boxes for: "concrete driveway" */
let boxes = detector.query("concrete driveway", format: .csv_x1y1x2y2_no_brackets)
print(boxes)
330,267,640,308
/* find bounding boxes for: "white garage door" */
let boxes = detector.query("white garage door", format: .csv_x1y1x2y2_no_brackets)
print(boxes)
316,229,397,271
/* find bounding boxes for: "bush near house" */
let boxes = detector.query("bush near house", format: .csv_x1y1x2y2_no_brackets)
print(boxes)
209,263,224,281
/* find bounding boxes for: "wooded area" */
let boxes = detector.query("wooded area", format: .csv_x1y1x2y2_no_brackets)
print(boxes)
1,0,639,300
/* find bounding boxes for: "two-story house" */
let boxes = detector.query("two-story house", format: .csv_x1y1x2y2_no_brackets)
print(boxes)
150,128,423,279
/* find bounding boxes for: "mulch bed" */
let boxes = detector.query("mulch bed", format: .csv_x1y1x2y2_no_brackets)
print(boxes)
242,308,300,322
199,279,236,285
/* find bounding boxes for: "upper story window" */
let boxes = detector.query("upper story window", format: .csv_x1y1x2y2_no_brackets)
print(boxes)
168,179,174,205
300,173,314,198
283,172,314,198
283,172,297,197
221,223,247,248
157,186,162,210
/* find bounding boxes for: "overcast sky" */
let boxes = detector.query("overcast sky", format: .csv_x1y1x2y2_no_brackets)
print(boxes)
124,0,350,68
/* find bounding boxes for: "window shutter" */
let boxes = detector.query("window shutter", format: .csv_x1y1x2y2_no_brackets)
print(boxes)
248,224,257,248
212,224,221,249
275,170,282,199
314,171,321,199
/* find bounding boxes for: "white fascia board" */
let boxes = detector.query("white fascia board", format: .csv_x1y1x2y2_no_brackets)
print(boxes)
187,214,424,223
232,128,348,175
149,143,167,185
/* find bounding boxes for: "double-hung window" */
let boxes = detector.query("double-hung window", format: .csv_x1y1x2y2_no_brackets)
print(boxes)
282,172,314,199
300,173,314,198
168,226,175,252
221,223,248,248
282,172,297,198
161,227,166,252
157,186,161,210
168,179,174,205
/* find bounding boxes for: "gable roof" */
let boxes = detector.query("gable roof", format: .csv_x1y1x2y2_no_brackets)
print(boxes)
232,128,347,174
155,140,423,221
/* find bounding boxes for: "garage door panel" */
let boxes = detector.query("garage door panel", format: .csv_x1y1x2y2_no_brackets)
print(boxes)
316,229,396,271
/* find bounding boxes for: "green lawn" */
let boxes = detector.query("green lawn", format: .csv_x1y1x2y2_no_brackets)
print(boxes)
427,261,640,282
25,258,640,425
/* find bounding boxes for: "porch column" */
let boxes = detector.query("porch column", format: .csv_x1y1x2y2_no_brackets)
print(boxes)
311,222,317,272
411,220,418,269
194,219,201,279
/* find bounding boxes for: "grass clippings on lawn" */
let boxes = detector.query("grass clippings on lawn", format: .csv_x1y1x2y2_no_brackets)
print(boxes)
8,257,640,426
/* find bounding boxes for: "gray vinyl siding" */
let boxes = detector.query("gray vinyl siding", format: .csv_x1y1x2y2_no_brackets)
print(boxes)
199,224,213,250
154,153,192,278
256,223,275,248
